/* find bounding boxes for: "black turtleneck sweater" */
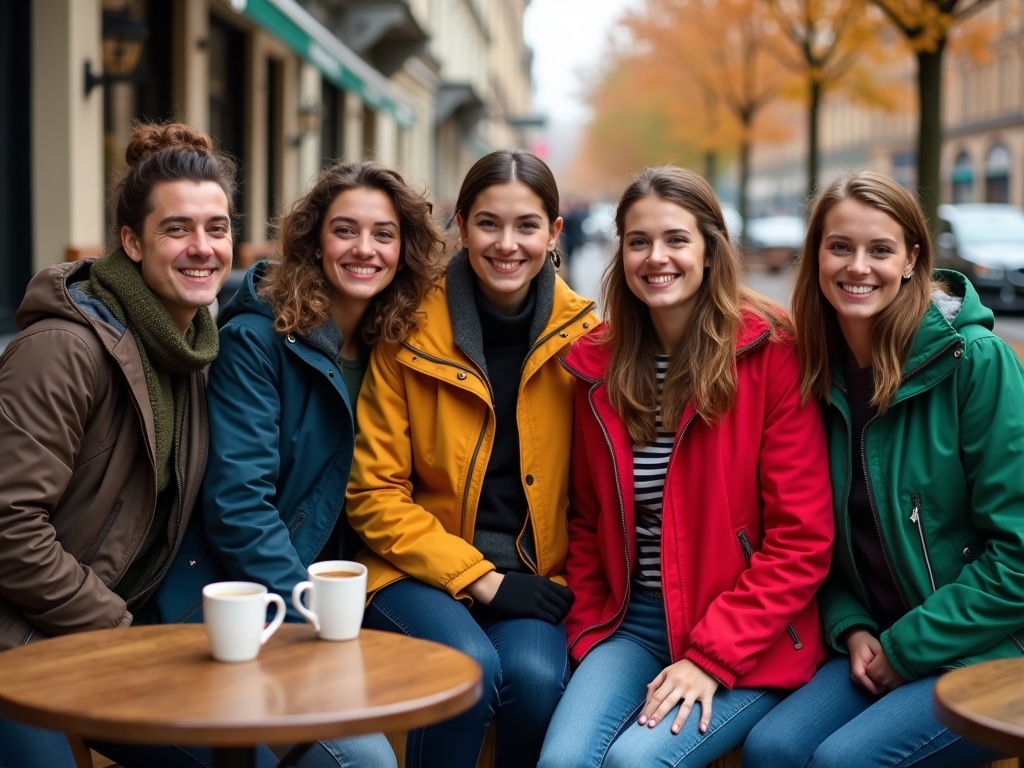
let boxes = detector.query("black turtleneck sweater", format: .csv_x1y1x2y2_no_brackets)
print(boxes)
472,283,537,573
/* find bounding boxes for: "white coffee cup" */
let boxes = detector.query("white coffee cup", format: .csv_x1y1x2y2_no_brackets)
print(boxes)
202,581,286,662
291,560,367,641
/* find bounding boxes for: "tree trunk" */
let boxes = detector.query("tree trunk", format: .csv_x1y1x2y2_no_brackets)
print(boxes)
916,44,945,238
704,150,717,188
807,78,822,204
738,134,751,246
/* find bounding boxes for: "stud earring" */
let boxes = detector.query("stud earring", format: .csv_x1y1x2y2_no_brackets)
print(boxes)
315,250,322,260
903,269,913,280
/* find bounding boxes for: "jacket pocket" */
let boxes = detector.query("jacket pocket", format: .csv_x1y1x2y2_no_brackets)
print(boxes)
909,493,937,593
288,511,308,539
82,498,124,566
736,529,803,651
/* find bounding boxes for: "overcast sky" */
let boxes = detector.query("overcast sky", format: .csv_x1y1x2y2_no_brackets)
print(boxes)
523,0,642,126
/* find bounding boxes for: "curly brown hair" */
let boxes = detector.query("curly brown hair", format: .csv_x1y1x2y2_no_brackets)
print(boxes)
260,160,446,344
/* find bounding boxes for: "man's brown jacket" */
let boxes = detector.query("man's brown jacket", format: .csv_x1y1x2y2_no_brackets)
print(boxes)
0,260,208,650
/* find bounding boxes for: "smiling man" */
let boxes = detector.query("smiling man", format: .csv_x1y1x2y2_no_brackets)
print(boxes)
0,124,235,767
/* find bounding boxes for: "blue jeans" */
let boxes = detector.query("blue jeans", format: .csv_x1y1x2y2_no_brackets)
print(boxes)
539,592,784,768
364,578,570,768
0,716,396,768
93,734,397,768
742,656,1003,768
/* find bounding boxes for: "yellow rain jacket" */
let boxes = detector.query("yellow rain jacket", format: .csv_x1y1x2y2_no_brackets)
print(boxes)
346,253,598,600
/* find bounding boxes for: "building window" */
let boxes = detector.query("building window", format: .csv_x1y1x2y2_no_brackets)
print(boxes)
952,151,974,203
985,143,1011,203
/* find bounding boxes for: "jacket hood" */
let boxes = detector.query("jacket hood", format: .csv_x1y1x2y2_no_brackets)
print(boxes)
564,308,774,383
16,260,103,331
934,269,993,332
403,251,597,364
218,261,275,325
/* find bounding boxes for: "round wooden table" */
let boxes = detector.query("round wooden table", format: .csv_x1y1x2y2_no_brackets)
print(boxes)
934,658,1024,758
0,624,481,768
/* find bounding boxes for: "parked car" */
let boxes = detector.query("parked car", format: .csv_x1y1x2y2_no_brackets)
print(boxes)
937,204,1024,311
582,202,617,243
744,215,806,271
721,204,743,245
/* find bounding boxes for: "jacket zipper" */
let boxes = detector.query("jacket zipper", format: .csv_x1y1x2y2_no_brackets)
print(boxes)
834,342,962,612
401,343,493,539
860,418,911,612
563,326,771,655
736,529,803,650
568,382,631,654
909,493,937,593
462,412,490,538
514,302,596,573
660,409,698,662
519,302,596,378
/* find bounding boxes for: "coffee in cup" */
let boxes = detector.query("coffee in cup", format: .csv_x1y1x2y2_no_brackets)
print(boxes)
203,581,286,662
291,560,367,641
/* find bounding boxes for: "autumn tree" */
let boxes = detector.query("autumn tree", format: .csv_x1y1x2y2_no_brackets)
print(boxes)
766,0,898,198
869,0,996,230
621,0,792,235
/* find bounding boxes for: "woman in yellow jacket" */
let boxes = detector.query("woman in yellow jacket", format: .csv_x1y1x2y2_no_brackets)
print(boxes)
347,149,598,768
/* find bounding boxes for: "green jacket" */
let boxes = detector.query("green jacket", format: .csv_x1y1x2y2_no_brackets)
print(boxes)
819,270,1024,681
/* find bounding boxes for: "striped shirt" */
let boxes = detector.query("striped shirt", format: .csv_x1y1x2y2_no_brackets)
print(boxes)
633,355,675,590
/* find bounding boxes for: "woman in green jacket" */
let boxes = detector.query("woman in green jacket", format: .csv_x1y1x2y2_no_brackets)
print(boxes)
743,171,1024,768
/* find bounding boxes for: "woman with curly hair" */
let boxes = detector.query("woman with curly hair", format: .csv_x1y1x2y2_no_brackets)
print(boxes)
145,159,445,768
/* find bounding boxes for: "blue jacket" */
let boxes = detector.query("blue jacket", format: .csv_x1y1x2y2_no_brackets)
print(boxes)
140,262,359,623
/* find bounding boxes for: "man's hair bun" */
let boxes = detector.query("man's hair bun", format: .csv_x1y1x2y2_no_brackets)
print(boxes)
124,123,213,167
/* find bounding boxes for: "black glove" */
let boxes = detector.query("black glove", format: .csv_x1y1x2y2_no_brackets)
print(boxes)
485,571,575,624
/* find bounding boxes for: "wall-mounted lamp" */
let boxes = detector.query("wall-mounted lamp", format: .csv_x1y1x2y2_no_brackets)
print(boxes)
290,102,323,147
84,11,149,96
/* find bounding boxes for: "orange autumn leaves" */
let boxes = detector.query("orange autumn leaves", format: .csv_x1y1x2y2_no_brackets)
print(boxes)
569,0,997,200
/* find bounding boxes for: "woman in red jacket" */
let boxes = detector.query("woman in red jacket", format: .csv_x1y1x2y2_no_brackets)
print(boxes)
537,166,835,768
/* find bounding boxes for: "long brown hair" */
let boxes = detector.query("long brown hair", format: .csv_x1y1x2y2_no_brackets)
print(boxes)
602,166,790,444
260,160,445,344
792,171,936,411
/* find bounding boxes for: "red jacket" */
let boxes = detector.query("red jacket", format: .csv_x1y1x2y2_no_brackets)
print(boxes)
561,312,833,690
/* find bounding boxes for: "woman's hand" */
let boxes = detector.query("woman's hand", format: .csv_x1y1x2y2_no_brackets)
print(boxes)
638,659,719,735
845,629,882,694
466,571,504,605
865,648,907,693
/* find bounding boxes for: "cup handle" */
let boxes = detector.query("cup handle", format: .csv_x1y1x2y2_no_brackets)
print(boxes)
261,593,286,646
291,581,320,633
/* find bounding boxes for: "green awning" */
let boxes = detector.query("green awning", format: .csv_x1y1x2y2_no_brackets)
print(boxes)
238,0,415,127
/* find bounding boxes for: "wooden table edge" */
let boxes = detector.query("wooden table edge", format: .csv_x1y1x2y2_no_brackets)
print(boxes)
0,674,482,746
933,689,1024,759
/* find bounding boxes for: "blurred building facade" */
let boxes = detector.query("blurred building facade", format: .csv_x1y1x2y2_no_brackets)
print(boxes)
746,0,1024,215
0,0,539,334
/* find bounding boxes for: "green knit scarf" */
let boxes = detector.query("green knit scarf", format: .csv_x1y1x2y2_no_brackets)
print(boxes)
83,249,219,494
